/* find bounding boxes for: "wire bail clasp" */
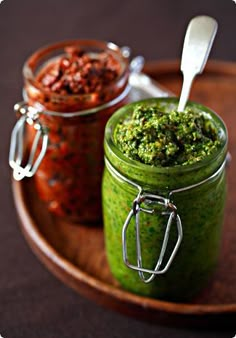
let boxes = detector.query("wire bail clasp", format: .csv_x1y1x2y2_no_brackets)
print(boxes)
9,102,48,181
122,193,183,283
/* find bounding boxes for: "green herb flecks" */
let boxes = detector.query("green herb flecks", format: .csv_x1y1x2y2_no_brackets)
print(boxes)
114,104,221,167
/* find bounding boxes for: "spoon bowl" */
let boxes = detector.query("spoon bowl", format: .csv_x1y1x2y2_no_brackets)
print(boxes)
177,15,218,112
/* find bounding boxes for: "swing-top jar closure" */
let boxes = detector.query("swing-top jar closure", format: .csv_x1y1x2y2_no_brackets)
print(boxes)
9,40,135,222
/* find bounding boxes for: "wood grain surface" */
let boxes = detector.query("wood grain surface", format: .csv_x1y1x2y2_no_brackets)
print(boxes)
12,60,236,328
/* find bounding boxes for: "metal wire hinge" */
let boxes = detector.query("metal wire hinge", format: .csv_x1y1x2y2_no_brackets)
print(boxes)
122,193,183,283
9,102,48,181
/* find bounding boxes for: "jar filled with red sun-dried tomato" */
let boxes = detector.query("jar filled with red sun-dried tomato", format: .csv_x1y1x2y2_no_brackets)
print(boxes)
9,40,130,224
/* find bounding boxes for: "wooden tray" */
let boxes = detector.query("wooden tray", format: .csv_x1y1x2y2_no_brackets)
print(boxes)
12,60,236,328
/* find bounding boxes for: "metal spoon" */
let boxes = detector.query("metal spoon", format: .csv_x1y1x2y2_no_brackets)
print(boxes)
177,15,218,112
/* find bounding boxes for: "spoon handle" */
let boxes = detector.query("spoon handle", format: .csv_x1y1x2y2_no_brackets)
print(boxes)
177,15,218,112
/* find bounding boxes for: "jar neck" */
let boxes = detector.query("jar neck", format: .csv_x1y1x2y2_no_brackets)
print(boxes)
104,139,227,192
23,83,131,118
24,73,129,113
104,154,227,201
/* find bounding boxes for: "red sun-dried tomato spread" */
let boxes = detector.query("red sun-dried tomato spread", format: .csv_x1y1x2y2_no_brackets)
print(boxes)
37,47,121,96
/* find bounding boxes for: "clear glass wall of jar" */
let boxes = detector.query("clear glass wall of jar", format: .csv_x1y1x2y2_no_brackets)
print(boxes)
10,40,130,223
102,98,228,301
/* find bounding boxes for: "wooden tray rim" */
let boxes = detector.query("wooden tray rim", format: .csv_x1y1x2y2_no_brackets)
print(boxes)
12,59,236,318
143,58,236,76
13,179,236,315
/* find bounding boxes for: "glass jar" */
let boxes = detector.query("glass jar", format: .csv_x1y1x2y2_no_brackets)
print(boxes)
9,40,130,224
102,97,228,301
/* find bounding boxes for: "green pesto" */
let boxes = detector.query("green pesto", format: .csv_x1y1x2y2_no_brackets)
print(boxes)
102,98,228,302
114,104,221,167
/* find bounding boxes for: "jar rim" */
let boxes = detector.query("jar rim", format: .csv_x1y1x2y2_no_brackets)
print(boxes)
23,39,130,101
104,97,228,176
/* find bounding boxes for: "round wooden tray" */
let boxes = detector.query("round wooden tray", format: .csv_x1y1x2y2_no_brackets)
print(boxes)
12,60,236,328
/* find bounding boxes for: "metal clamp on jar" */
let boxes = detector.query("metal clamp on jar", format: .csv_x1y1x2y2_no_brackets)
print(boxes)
105,158,183,284
9,102,48,181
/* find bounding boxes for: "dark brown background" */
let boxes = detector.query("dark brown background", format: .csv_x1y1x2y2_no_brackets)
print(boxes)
0,0,236,337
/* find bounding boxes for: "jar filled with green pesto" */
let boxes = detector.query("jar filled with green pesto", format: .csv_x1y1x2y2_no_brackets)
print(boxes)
102,97,228,302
